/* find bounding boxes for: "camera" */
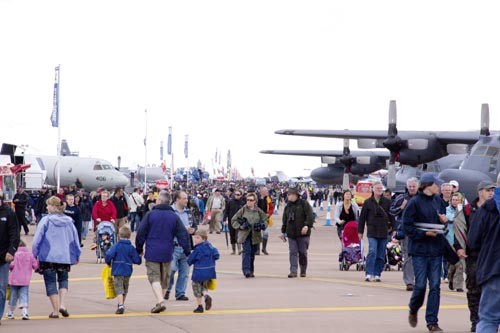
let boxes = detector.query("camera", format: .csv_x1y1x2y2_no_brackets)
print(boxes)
253,221,266,232
237,217,250,230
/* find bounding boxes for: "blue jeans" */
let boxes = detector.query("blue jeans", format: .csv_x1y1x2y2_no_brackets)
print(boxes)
410,256,442,326
43,269,69,296
8,285,29,308
442,256,448,279
0,263,9,318
366,237,388,276
242,236,257,275
477,275,500,332
129,212,140,232
167,246,189,298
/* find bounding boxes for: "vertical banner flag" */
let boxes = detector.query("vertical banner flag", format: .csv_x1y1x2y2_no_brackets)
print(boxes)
215,148,218,162
184,135,188,159
160,141,164,161
50,66,60,127
168,126,172,155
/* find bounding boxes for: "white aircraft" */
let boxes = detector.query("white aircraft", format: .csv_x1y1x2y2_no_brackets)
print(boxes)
1,143,129,191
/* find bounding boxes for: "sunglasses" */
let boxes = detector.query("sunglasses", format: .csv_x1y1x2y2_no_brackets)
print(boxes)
246,199,255,202
235,193,242,196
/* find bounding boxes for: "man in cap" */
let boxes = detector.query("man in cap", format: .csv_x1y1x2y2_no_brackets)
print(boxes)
467,177,500,333
455,180,495,332
403,173,447,332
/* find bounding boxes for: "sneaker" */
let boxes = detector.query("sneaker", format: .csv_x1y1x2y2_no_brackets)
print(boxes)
300,272,306,278
59,308,70,317
22,313,30,320
244,272,252,278
374,276,381,282
456,288,464,292
115,305,124,315
176,295,189,301
151,303,166,314
406,284,414,291
288,272,297,278
408,310,418,328
164,290,170,300
427,324,443,332
193,305,204,313
262,249,269,255
6,311,14,319
204,295,212,310
364,274,372,282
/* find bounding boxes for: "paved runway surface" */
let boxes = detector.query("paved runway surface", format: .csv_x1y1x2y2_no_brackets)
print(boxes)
1,205,471,332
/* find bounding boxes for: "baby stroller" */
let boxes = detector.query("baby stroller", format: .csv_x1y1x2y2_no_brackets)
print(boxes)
95,221,116,263
339,221,365,271
384,240,403,271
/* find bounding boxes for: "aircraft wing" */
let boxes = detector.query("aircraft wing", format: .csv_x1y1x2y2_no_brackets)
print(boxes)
275,129,484,145
260,149,390,158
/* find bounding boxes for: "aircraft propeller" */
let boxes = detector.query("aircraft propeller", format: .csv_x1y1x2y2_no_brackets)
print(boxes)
480,103,490,136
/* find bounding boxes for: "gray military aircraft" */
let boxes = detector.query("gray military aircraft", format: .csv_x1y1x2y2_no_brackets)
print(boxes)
274,100,489,189
1,142,129,191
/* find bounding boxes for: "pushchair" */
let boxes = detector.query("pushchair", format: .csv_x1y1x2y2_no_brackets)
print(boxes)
384,240,403,271
95,221,116,263
338,221,365,271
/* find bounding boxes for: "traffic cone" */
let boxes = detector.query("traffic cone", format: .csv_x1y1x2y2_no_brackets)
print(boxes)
320,201,324,211
324,203,332,226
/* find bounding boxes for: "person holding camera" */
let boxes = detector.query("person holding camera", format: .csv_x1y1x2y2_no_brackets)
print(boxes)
231,192,268,278
281,187,314,278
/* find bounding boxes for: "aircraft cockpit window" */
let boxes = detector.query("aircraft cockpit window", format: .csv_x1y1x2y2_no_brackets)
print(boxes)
102,164,113,170
486,146,499,158
471,145,487,156
93,162,103,170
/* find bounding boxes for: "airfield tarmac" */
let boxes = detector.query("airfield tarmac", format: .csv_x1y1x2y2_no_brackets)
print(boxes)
2,205,471,333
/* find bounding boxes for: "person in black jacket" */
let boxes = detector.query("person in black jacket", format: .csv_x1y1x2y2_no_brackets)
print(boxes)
358,181,394,283
13,186,30,235
281,188,314,278
403,173,447,332
224,189,245,255
0,191,20,322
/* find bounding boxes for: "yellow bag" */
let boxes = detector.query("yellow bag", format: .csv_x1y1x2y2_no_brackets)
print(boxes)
207,279,217,290
101,266,116,299
6,285,10,301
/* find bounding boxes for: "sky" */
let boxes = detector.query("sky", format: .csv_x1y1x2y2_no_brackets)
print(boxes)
1,0,500,178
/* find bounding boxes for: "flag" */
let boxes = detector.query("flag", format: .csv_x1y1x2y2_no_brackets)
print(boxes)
168,126,172,155
227,149,231,169
50,66,60,127
184,135,188,159
160,141,164,161
215,148,218,162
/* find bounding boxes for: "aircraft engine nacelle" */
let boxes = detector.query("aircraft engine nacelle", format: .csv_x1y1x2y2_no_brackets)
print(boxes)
349,157,384,175
398,138,445,166
310,166,345,185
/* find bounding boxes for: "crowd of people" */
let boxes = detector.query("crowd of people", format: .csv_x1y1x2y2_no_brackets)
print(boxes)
0,175,499,332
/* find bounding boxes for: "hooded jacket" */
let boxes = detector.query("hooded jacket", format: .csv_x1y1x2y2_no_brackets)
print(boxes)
467,188,500,286
32,213,81,264
188,241,219,282
0,204,19,265
9,247,39,286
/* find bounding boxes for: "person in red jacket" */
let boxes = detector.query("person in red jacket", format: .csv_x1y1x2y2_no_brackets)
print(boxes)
92,190,117,230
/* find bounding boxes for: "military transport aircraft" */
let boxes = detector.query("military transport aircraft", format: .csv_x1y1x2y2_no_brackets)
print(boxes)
274,100,490,189
1,143,129,191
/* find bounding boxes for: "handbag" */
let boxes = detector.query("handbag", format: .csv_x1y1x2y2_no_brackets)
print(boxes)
101,265,116,299
207,279,217,290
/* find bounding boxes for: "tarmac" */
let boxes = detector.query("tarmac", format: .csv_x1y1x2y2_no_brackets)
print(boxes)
1,204,472,333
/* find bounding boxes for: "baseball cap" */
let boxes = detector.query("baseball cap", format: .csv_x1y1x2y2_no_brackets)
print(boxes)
420,173,444,186
449,180,459,188
477,180,496,192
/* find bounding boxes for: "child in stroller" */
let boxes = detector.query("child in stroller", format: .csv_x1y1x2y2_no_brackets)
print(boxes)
384,238,403,271
338,221,364,271
93,221,116,263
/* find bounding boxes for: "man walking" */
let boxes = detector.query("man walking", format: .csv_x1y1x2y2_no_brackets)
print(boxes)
13,186,30,235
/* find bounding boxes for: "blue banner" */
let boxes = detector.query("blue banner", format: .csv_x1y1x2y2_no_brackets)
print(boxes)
50,66,60,127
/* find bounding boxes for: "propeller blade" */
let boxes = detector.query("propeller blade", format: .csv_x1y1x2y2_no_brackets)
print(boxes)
387,163,396,189
407,139,429,150
343,138,350,156
342,173,350,190
480,103,490,136
388,100,397,137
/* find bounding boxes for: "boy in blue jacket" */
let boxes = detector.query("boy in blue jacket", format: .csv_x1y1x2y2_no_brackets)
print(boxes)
105,226,142,314
188,229,220,313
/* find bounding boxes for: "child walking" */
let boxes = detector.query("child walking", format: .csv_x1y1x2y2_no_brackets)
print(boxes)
6,240,39,320
105,226,142,314
188,229,220,313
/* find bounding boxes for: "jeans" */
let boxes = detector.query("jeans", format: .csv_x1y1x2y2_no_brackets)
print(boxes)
8,285,29,308
167,246,189,298
366,237,388,277
0,263,9,318
476,275,500,333
242,236,257,274
442,256,448,279
43,269,69,296
129,212,140,232
409,255,442,326
288,236,310,274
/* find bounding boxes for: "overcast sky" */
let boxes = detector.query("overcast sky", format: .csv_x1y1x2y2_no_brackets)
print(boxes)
1,0,500,178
